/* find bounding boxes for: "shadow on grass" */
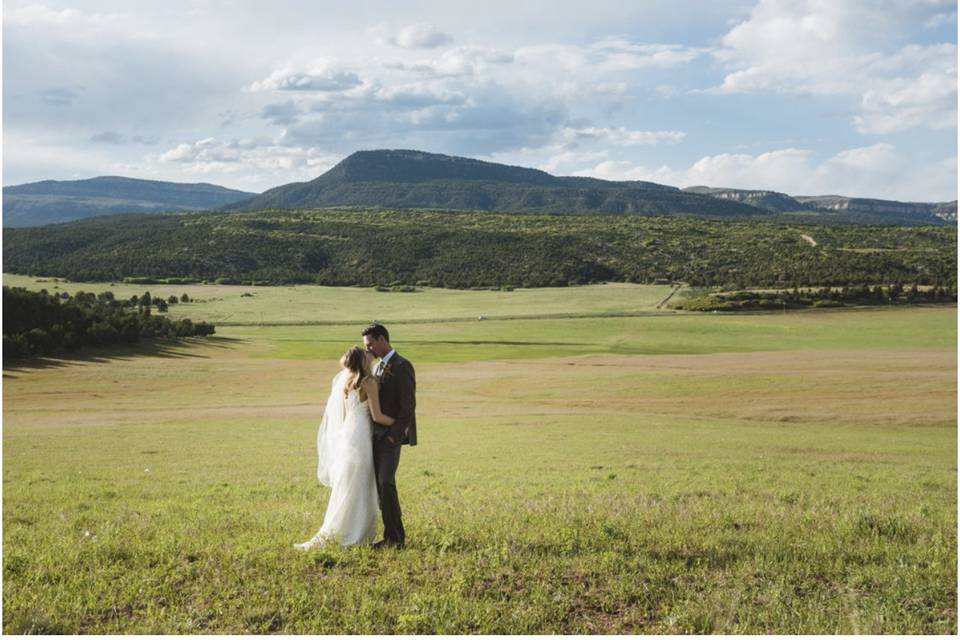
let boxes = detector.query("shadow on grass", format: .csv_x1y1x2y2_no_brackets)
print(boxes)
2,336,246,375
271,337,595,347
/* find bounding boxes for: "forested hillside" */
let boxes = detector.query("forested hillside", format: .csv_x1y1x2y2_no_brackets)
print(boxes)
4,209,955,289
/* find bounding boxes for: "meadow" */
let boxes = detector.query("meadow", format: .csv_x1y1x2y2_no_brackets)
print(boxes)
2,277,957,633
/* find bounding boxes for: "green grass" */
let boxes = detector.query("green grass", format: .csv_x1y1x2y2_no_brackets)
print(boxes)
1,274,675,324
3,283,956,633
222,305,955,363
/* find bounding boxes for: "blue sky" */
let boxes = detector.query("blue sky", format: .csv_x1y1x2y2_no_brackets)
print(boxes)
3,0,957,200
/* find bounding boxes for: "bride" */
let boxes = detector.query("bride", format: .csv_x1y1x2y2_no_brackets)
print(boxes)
295,346,395,549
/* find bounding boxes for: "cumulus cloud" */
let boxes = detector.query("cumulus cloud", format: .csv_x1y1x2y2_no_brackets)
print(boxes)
275,85,567,157
244,33,705,161
374,81,467,107
155,136,341,185
854,44,957,133
484,124,689,177
712,0,957,134
396,46,514,78
247,63,363,92
390,23,453,49
588,38,709,70
259,100,303,126
572,144,957,201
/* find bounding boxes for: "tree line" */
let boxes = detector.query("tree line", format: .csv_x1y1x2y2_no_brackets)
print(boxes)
3,286,215,359
672,283,958,312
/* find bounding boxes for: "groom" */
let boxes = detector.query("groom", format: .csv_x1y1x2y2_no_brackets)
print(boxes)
362,323,417,549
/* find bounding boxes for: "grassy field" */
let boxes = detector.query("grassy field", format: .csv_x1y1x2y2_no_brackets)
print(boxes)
1,274,676,323
2,279,957,633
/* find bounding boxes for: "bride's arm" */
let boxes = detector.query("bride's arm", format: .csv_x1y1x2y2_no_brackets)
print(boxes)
362,378,395,425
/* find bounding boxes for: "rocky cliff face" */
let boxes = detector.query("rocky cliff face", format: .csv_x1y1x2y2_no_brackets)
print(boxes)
931,201,957,222
796,196,956,223
683,187,807,212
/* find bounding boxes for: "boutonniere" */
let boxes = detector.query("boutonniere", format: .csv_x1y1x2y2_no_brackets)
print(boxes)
381,363,394,380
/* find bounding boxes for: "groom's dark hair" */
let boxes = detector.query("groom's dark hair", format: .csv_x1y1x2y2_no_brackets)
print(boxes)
362,323,390,342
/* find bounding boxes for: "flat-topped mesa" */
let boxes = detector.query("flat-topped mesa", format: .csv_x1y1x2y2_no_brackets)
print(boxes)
796,196,957,222
682,186,807,212
328,149,559,185
228,149,763,217
684,185,955,224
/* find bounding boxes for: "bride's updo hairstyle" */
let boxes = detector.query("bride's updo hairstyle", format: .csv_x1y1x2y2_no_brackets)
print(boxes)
340,345,370,397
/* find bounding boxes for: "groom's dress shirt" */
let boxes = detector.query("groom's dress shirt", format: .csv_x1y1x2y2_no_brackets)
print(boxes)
376,349,396,377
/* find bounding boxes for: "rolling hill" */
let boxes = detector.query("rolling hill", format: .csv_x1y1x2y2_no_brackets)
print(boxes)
2,176,255,227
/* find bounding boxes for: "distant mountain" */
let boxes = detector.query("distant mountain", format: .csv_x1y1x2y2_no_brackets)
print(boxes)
226,149,767,218
682,186,808,213
3,176,256,227
683,186,955,225
793,195,957,225
7,153,954,228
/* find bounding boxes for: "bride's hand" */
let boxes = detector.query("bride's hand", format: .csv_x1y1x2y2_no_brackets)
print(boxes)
362,377,395,426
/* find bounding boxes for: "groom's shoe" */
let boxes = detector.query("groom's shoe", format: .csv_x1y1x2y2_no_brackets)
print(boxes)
372,539,404,550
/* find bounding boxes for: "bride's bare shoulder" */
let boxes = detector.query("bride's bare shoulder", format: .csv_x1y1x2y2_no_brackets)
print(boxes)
359,375,378,401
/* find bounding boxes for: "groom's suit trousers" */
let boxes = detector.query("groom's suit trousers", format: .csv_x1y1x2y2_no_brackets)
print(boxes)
373,437,405,544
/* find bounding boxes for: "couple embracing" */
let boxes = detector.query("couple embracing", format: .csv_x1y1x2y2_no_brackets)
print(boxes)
295,323,416,550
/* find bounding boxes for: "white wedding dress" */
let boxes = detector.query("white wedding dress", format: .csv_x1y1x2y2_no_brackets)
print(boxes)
296,369,378,549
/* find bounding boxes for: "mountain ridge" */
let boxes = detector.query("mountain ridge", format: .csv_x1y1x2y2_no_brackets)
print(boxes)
225,149,764,218
4,150,955,227
224,150,954,225
3,176,255,227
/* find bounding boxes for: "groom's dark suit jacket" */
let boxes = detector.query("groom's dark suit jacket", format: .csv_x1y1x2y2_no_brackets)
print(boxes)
377,352,417,446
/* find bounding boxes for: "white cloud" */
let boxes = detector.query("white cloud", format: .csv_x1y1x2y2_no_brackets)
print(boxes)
153,136,341,188
4,4,123,29
854,44,957,133
559,126,686,146
588,38,709,70
374,82,467,107
390,23,453,49
514,40,707,75
712,0,958,133
924,7,957,29
247,63,363,92
396,46,514,78
241,34,705,160
483,125,688,177
573,144,957,201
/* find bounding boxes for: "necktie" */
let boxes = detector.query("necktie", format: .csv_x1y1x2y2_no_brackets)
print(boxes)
375,360,385,378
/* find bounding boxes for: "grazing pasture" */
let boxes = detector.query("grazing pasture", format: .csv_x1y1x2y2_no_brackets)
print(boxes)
2,278,956,633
